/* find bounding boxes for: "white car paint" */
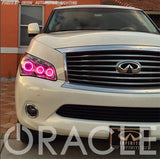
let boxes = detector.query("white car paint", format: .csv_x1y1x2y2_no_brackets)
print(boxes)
16,5,160,139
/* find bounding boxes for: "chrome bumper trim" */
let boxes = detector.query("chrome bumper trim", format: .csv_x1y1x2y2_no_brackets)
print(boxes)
63,82,160,94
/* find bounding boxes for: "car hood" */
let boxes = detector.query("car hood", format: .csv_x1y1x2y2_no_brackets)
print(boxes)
34,31,160,49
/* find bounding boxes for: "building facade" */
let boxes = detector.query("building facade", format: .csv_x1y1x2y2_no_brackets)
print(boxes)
1,0,100,77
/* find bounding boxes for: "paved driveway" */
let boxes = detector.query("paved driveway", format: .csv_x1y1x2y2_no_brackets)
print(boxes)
1,138,160,159
1,79,160,158
1,79,17,139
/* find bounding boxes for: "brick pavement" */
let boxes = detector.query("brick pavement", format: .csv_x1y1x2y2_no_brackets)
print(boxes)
0,79,17,138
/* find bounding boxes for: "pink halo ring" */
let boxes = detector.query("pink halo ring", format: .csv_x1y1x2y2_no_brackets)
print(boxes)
23,61,34,72
45,68,55,77
36,65,45,75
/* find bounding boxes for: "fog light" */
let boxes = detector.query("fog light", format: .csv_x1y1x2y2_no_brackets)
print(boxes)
25,104,38,118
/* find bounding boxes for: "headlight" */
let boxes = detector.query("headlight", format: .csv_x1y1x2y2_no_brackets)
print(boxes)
20,53,57,81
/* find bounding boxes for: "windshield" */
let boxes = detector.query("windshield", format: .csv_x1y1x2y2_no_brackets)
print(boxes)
46,8,159,34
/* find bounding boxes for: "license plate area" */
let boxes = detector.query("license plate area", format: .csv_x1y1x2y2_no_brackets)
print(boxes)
110,126,151,150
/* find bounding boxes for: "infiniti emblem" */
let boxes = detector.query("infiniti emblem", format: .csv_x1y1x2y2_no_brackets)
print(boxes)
117,61,141,74
118,131,142,141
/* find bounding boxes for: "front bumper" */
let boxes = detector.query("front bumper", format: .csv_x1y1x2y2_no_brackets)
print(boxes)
15,74,160,139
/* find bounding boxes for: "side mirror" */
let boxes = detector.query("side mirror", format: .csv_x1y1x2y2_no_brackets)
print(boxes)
28,23,40,37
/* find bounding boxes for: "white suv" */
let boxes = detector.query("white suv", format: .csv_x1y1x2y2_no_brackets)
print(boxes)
16,5,160,143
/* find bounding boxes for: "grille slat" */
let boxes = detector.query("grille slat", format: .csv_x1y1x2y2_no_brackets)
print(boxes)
68,54,160,58
56,105,160,122
68,69,160,75
66,50,160,87
67,54,160,60
68,60,160,63
68,65,160,69
69,74,160,80
69,79,160,86
68,65,116,68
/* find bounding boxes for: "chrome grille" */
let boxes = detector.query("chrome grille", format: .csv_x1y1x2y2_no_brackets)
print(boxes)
66,49,160,87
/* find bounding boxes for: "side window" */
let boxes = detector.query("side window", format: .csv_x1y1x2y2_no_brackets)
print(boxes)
19,5,43,46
